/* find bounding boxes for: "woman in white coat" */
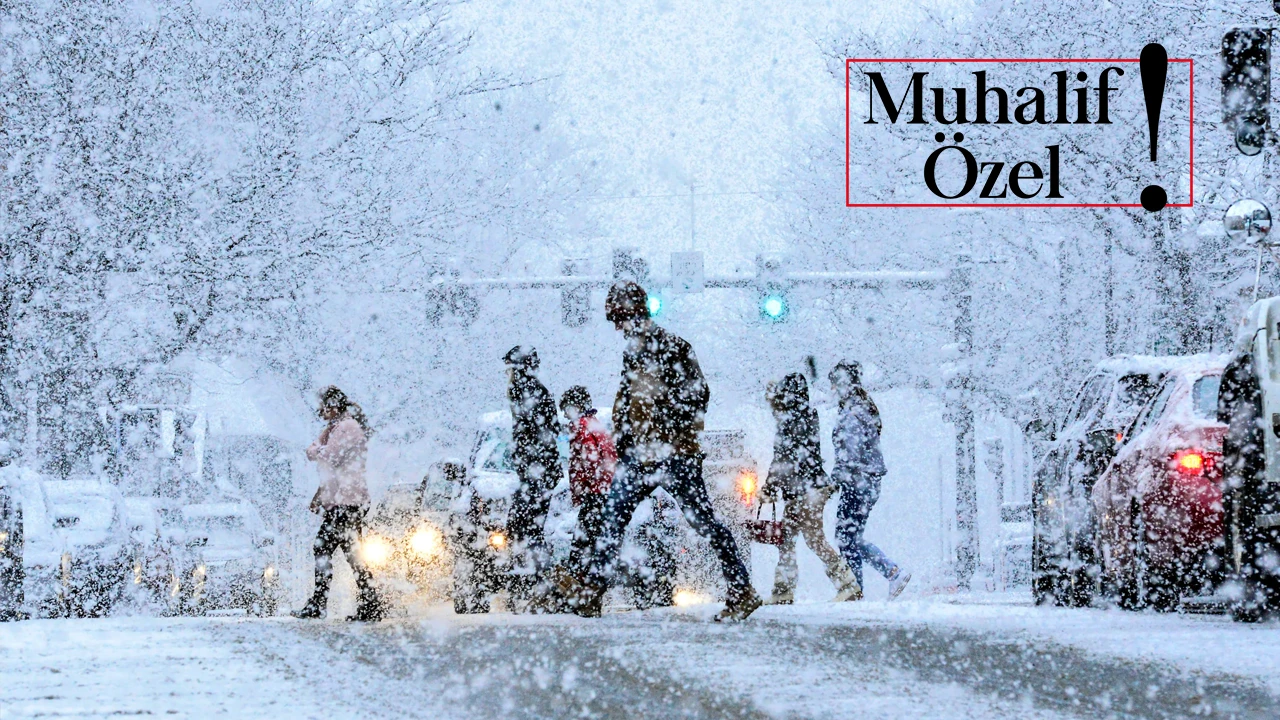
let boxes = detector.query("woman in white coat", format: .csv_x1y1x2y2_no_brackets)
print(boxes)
292,386,383,621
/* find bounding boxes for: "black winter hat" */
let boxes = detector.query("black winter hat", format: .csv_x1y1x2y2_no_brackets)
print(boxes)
829,360,862,387
606,281,649,323
560,385,592,413
503,345,539,371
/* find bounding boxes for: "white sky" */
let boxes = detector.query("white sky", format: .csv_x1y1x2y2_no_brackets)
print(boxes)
454,0,916,275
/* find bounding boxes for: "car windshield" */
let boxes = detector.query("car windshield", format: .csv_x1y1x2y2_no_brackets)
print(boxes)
48,497,115,533
1115,373,1161,412
1192,375,1222,419
482,440,515,473
186,515,250,547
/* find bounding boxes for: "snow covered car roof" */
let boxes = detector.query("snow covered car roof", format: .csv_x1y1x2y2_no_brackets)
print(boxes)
182,503,256,520
1093,354,1224,377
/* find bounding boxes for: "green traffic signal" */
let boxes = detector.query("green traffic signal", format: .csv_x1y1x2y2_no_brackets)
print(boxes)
761,293,787,321
647,295,663,317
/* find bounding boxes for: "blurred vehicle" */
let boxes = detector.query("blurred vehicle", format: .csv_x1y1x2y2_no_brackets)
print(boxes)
447,411,758,613
359,472,456,608
1093,358,1226,610
122,497,180,611
1031,356,1185,607
21,479,132,618
0,469,30,620
179,503,279,616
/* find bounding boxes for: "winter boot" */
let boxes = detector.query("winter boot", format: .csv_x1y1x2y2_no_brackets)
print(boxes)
347,585,386,622
766,583,794,606
832,565,863,602
290,598,324,619
715,587,763,622
887,567,912,600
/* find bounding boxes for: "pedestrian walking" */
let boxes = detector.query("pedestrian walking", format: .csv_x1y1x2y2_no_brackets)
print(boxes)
761,373,862,604
292,386,384,621
828,362,911,599
576,281,761,621
502,346,562,605
560,386,617,578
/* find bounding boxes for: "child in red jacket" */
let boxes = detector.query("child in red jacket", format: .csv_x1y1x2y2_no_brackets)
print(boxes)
560,386,617,577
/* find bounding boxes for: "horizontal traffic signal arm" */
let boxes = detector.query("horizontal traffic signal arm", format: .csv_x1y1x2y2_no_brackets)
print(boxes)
434,269,951,290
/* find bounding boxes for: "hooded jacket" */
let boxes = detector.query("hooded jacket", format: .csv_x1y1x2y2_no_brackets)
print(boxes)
307,416,370,508
832,388,886,489
766,373,827,497
508,369,561,483
613,324,709,463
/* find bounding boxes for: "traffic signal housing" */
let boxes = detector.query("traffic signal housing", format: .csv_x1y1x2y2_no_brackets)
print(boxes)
755,254,790,323
1223,28,1271,155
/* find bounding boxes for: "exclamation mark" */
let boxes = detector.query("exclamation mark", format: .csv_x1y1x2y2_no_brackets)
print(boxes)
1140,42,1168,212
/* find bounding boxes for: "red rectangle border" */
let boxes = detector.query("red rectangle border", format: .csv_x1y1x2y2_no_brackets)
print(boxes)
844,58,1194,208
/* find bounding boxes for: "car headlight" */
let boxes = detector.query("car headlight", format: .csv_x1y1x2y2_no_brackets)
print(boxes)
263,565,277,582
408,525,444,560
359,535,393,568
673,589,709,607
488,530,508,550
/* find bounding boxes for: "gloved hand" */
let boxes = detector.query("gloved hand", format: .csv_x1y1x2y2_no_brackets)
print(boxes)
759,479,780,503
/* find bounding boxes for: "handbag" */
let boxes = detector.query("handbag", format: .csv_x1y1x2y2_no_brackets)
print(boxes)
746,501,787,546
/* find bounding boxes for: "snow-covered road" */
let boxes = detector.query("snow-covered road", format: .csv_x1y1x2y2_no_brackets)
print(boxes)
4,596,1280,719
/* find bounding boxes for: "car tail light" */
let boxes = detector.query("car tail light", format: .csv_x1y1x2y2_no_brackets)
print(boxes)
737,471,758,505
1168,449,1218,478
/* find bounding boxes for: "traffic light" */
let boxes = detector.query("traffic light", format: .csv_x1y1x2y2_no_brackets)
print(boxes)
560,259,590,327
612,247,650,285
647,293,664,317
755,254,790,322
425,270,478,326
759,291,788,321
1223,28,1271,155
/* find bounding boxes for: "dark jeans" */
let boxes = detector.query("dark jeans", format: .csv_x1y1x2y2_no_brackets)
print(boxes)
590,454,751,597
835,476,899,587
306,505,376,612
569,492,607,577
508,462,557,567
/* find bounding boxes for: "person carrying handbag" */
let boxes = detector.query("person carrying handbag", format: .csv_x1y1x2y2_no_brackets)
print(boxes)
761,373,862,605
291,386,384,622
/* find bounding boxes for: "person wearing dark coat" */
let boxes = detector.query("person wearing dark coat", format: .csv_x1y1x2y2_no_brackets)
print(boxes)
576,281,760,622
829,361,911,599
1217,350,1274,618
761,373,861,604
503,346,562,603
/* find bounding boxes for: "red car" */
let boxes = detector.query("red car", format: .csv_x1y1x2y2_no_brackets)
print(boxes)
1092,358,1226,610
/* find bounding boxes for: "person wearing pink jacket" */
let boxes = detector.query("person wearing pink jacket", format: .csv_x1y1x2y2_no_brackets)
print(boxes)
292,386,383,621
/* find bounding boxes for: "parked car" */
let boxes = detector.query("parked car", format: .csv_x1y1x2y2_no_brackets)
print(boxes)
1093,357,1227,610
179,503,279,616
446,411,758,614
0,469,30,621
1031,356,1185,606
122,497,181,611
29,479,133,617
